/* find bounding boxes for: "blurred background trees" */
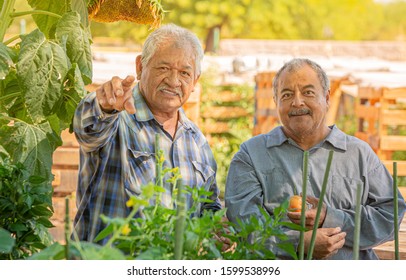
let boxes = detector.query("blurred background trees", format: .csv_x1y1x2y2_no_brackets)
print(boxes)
6,0,406,52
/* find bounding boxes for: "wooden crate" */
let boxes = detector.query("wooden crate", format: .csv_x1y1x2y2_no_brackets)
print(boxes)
51,129,80,243
183,82,201,125
326,76,351,126
201,106,249,120
200,121,230,135
253,71,278,135
354,86,383,152
378,87,406,160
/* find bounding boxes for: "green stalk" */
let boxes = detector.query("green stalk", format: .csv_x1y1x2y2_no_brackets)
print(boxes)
393,162,399,260
0,92,22,102
155,133,163,189
353,184,362,260
307,150,334,260
0,0,17,42
105,203,140,248
299,150,309,260
10,10,62,19
174,179,186,260
64,197,70,260
3,34,20,45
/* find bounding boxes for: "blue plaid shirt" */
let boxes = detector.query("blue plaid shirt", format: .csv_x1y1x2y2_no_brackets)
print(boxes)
72,85,221,242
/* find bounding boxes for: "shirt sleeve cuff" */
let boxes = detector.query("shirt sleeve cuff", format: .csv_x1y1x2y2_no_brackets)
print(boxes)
322,206,345,229
95,97,119,120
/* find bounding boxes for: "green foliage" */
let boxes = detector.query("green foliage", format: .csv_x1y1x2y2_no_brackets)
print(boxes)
0,228,15,254
0,1,90,182
199,67,254,194
161,0,403,42
7,0,406,46
0,0,91,260
223,201,300,260
28,145,299,260
0,160,54,259
30,184,299,260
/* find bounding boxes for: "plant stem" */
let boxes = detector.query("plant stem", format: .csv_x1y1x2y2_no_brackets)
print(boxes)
155,133,163,189
64,196,70,260
174,179,186,260
105,204,140,248
353,184,362,260
307,150,334,260
3,34,20,45
0,0,17,42
393,162,399,260
0,92,22,102
10,10,62,19
299,150,309,260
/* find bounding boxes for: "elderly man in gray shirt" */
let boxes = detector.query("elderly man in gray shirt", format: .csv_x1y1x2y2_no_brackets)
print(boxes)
225,58,406,259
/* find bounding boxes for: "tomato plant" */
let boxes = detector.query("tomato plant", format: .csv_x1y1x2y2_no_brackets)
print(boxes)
27,144,300,260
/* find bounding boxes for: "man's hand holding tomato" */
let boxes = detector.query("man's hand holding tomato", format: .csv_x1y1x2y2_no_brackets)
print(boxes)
287,195,347,259
287,195,326,229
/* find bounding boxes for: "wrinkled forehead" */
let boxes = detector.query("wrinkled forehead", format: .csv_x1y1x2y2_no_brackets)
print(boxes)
278,65,319,84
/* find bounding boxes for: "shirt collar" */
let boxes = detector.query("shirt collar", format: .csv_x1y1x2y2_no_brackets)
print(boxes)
133,84,155,122
131,84,195,131
265,125,347,151
324,125,347,151
178,108,193,130
265,126,288,148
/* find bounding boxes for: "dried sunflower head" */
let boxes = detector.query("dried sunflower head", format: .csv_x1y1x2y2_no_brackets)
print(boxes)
88,0,165,28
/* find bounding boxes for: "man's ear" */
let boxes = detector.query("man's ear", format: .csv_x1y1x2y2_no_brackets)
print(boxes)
193,74,201,87
326,90,331,108
135,55,142,80
190,74,201,92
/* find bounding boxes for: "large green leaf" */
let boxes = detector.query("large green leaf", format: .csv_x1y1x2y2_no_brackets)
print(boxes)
28,242,65,260
71,0,90,28
55,63,87,126
0,43,13,79
44,114,64,149
0,145,9,160
0,116,53,180
27,0,68,38
16,30,69,124
56,12,93,84
74,242,127,260
0,228,15,254
0,69,19,107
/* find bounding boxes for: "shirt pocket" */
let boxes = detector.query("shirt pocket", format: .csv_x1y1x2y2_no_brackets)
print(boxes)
261,167,294,208
329,175,363,210
192,160,215,188
124,149,155,196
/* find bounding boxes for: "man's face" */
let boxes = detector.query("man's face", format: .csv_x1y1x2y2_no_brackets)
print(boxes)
136,41,199,115
275,65,330,139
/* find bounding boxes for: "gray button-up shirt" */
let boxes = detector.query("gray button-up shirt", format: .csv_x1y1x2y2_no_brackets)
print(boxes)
225,125,406,259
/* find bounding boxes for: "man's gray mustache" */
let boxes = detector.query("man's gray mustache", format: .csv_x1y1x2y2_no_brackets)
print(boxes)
288,108,312,117
158,86,182,97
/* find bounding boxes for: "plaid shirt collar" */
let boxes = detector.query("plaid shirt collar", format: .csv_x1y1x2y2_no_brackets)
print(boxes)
132,84,195,131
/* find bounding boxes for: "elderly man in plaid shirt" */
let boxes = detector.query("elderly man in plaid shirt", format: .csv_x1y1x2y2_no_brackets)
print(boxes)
72,24,221,243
